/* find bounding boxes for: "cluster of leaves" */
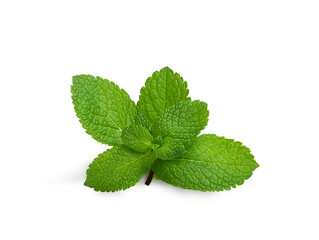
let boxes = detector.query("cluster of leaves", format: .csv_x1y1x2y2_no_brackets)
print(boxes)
71,67,259,192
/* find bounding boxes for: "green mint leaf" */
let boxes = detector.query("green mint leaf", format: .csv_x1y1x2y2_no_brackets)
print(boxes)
121,124,153,153
84,147,156,192
152,134,259,191
71,74,136,146
137,67,190,125
133,108,152,132
72,68,258,192
152,100,209,159
155,138,187,160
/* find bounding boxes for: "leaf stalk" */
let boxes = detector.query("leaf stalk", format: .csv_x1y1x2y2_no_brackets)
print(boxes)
145,169,154,186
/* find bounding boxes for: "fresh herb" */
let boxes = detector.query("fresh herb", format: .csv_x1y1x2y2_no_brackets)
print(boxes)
71,67,259,192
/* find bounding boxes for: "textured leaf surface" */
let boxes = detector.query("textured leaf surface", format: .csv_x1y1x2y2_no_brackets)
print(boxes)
85,147,156,192
152,134,259,191
71,75,136,146
152,100,209,159
137,67,189,125
133,108,152,132
122,124,153,153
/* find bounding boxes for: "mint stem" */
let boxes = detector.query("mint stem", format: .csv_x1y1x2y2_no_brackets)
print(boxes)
145,169,154,186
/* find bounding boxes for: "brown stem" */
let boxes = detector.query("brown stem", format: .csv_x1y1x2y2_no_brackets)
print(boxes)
145,169,154,186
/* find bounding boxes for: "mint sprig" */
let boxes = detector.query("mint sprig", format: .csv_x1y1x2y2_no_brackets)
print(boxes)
71,67,259,192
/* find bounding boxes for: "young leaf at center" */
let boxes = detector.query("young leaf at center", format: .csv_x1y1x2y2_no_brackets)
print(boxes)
152,100,209,160
121,124,154,153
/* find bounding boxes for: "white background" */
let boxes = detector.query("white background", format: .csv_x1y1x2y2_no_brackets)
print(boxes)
1,1,318,239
